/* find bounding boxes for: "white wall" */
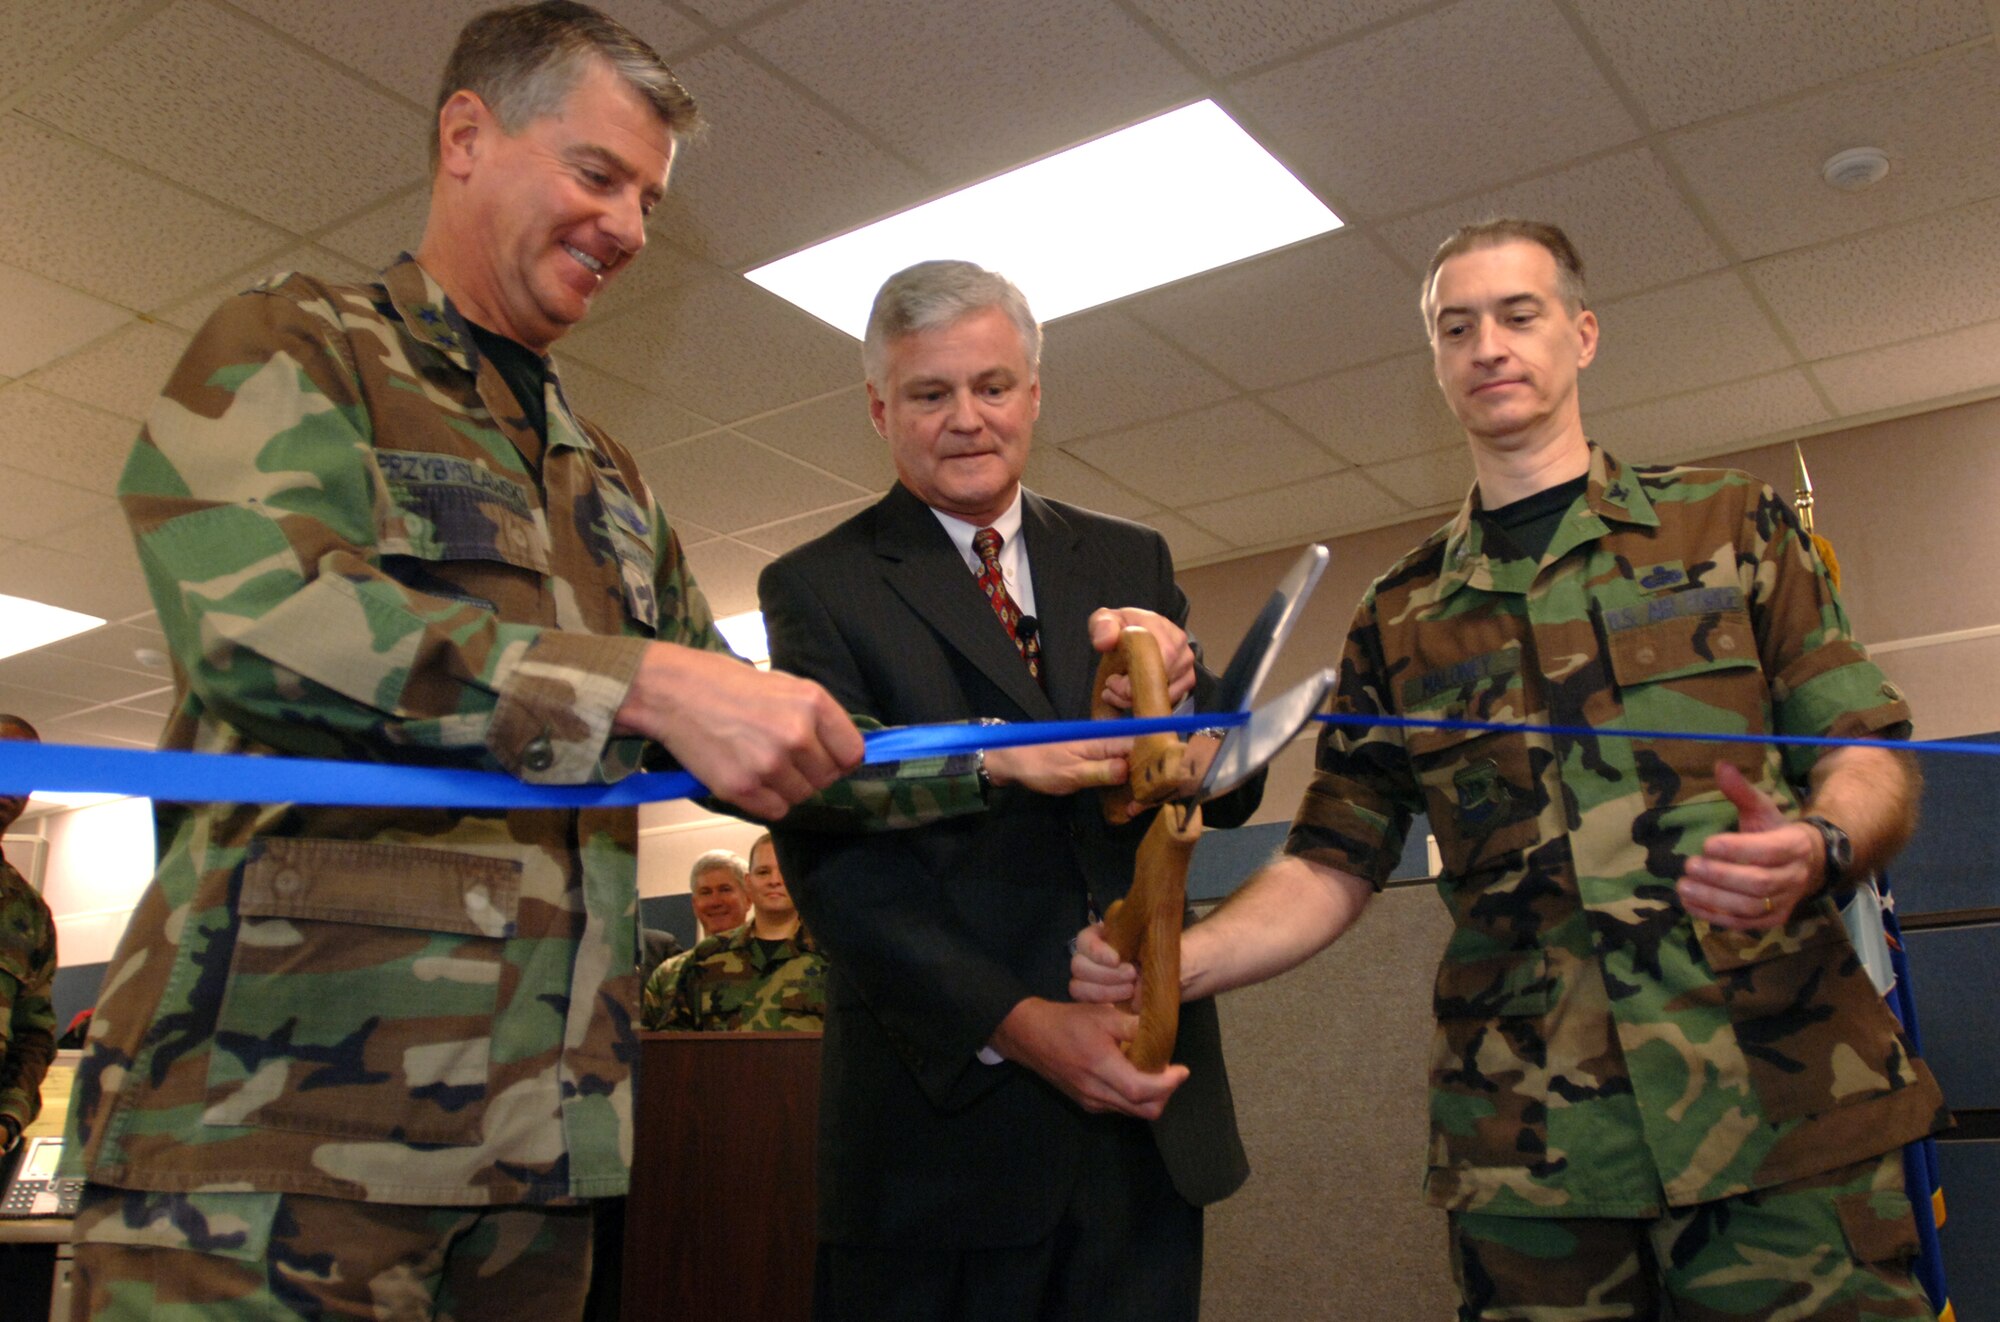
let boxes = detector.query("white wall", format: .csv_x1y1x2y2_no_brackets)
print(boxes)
36,795,153,966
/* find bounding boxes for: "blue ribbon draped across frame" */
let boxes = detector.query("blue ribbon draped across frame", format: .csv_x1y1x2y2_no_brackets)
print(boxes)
0,714,1989,809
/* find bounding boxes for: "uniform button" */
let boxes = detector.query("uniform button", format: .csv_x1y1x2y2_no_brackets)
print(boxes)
522,736,556,773
1717,634,1737,651
1636,646,1656,665
274,868,304,897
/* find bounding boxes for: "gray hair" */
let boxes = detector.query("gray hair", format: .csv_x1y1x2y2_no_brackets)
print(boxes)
1420,217,1588,334
433,2,701,168
687,849,745,888
863,260,1043,387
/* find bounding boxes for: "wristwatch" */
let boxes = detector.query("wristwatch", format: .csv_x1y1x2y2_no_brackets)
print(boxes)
1801,814,1854,891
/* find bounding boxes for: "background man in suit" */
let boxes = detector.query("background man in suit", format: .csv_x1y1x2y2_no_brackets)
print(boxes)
761,260,1263,1322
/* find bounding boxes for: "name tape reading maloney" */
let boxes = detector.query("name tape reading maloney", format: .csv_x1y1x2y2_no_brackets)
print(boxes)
0,712,1982,810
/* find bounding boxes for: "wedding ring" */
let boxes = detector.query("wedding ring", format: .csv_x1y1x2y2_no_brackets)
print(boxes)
1762,896,1774,915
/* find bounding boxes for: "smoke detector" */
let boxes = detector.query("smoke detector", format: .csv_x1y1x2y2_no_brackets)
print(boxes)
1822,147,1890,191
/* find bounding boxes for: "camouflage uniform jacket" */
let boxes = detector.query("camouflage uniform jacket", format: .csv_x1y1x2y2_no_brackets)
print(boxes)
70,257,975,1207
639,921,826,1031
0,854,56,1141
1286,444,1945,1219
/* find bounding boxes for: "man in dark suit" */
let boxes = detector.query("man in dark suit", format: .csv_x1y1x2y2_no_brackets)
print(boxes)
761,260,1263,1322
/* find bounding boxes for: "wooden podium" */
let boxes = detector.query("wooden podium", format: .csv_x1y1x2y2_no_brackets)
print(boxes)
622,1031,822,1322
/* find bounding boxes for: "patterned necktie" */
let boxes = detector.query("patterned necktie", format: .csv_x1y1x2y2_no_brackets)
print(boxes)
972,527,1042,684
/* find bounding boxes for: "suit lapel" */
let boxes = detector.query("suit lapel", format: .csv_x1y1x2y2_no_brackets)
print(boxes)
875,484,1056,721
1019,492,1094,721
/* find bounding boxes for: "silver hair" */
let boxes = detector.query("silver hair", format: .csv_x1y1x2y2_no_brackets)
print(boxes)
863,260,1043,387
687,848,746,887
432,2,701,168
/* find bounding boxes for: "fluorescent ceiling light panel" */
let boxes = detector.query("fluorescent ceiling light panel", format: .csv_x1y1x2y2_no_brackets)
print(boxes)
747,100,1341,338
0,593,104,662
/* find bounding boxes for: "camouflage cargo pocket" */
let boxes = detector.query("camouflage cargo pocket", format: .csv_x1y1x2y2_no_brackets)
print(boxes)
204,838,521,1145
1409,726,1542,876
1697,903,1912,1124
1607,604,1768,798
1427,952,1558,1171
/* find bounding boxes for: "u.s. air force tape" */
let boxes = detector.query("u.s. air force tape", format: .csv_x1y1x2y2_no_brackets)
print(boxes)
0,712,1984,809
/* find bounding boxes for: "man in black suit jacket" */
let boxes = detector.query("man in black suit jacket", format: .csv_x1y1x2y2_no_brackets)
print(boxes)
761,260,1262,1322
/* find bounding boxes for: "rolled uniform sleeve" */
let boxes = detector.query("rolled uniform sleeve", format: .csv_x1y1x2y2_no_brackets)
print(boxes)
1284,590,1420,888
1743,487,1911,783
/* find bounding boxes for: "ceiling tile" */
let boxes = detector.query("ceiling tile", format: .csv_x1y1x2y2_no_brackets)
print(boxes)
1591,370,1830,465
1065,399,1334,508
1036,308,1238,446
0,1,152,109
114,688,176,719
1747,198,2000,359
1666,45,2000,261
0,462,115,543
558,358,716,453
740,0,1198,184
649,45,929,269
1380,148,1729,302
584,240,718,325
39,621,171,678
24,0,427,233
1135,510,1234,565
0,386,138,496
0,650,161,706
0,685,91,728
734,387,897,491
1262,350,1460,466
40,703,166,749
154,246,375,334
564,274,858,421
636,431,867,534
1572,0,1989,131
0,543,155,622
1182,468,1407,548
733,496,875,555
1812,319,2000,417
676,0,782,29
1586,270,1795,411
222,0,717,112
1127,232,1417,389
28,319,191,422
317,186,429,268
1227,0,1637,218
0,262,131,377
35,506,144,585
1023,446,1155,522
0,114,290,311
682,536,775,617
1126,0,1437,78
1365,445,1474,514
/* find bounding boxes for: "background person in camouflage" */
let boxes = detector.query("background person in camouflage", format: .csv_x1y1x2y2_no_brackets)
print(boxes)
1074,220,1946,1319
0,715,56,1159
56,5,1030,1319
642,834,827,1031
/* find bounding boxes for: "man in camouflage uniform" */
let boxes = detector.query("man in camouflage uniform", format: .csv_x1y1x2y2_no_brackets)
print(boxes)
0,716,57,1160
642,834,826,1031
57,6,1048,1318
687,846,751,939
1075,220,1947,1319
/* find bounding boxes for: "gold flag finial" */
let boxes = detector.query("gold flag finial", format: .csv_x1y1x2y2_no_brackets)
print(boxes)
1791,442,1817,537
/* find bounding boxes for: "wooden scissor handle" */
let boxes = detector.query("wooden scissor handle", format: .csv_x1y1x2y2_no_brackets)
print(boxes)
1089,626,1201,1073
1090,626,1193,821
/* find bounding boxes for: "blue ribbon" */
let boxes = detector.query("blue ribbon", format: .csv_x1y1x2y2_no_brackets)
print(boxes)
0,710,1978,810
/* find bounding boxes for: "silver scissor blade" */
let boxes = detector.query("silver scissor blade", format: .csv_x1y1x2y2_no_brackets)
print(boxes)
1195,667,1336,802
1206,544,1330,717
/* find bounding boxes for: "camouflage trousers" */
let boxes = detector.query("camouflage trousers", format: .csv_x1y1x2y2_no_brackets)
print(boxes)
1448,1150,1934,1320
70,1184,595,1320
